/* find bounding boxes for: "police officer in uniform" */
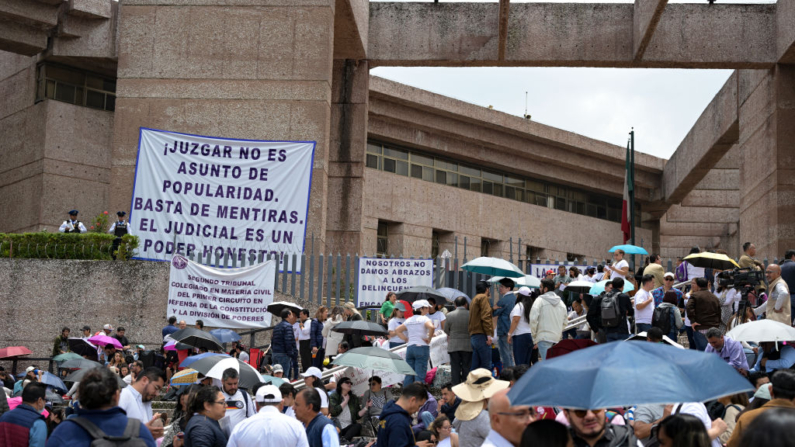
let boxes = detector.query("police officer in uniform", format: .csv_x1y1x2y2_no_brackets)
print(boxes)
108,211,132,259
59,210,87,233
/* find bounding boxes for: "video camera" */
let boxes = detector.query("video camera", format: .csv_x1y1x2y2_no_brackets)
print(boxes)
716,267,764,289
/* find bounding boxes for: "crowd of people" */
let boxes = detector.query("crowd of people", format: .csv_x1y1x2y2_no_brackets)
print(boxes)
2,243,795,447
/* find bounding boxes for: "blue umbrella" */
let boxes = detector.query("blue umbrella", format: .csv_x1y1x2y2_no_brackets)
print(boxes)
180,352,231,368
39,371,67,394
436,288,470,303
508,341,753,409
588,279,634,296
209,329,241,343
608,244,648,255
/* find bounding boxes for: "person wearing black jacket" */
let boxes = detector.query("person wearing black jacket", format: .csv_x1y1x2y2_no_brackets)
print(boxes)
272,309,298,380
587,277,634,342
376,382,432,447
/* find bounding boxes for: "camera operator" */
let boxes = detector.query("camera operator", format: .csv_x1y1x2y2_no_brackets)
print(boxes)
756,265,791,324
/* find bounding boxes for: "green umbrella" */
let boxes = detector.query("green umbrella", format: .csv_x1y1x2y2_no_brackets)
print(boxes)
331,347,416,375
261,374,288,387
53,352,83,362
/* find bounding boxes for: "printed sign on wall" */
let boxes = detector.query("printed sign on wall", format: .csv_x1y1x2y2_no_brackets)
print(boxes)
356,257,434,307
130,128,315,271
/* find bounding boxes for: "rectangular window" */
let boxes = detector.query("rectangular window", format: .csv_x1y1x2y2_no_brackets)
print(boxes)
377,222,389,257
422,167,434,182
493,183,503,197
460,165,481,177
431,231,440,259
383,158,396,173
435,159,457,172
505,176,524,188
411,164,423,179
459,175,471,190
446,172,458,188
367,143,382,154
470,177,482,192
383,147,408,160
395,160,409,176
483,171,502,183
556,197,566,211
435,170,446,185
366,154,380,169
411,153,433,166
483,181,493,195
481,240,490,257
38,63,116,112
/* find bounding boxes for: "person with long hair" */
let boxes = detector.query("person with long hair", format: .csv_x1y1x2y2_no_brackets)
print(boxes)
380,292,398,325
508,287,535,366
329,376,362,441
657,413,711,447
430,415,459,447
388,302,407,349
520,420,572,447
342,302,365,348
715,280,741,334
717,392,749,445
323,305,345,356
163,384,202,447
184,386,227,447
311,306,327,369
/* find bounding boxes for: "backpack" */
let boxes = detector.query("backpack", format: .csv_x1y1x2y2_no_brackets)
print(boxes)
600,292,622,328
69,417,149,447
675,262,688,282
705,400,725,421
652,306,673,335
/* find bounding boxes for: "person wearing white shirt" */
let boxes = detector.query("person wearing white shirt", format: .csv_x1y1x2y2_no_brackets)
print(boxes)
117,367,167,439
427,298,447,331
395,300,435,387
387,303,407,348
482,389,533,447
296,309,313,373
673,402,728,447
227,384,309,447
218,368,256,431
634,275,656,333
606,250,630,280
301,367,330,416
59,210,87,233
507,288,535,366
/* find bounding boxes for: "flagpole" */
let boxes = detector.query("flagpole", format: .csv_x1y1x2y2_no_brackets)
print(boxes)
630,128,636,272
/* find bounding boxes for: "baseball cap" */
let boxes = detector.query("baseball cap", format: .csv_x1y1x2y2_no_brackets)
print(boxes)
517,286,532,296
412,299,431,310
300,367,323,379
255,384,283,403
103,324,113,331
394,302,407,312
272,364,284,374
136,345,145,349
664,272,675,279
545,270,555,275
82,325,91,331
26,366,36,373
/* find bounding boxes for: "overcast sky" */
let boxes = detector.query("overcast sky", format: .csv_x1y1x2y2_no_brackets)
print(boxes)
370,0,774,159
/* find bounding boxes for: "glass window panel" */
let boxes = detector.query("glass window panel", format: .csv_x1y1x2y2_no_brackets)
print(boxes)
103,79,116,92
55,83,76,103
597,206,607,219
577,202,586,215
434,159,457,171
460,165,480,177
366,154,380,169
86,90,104,109
45,80,55,99
514,189,524,202
435,170,446,185
505,176,524,187
411,164,423,178
396,160,408,176
535,193,548,207
483,171,502,183
527,180,545,193
411,153,433,166
383,158,396,173
470,177,482,192
525,191,535,204
556,197,566,211
483,181,493,195
75,87,84,106
548,196,555,208
446,172,458,187
383,147,408,160
608,208,620,222
367,143,382,154
505,186,515,199
377,222,388,237
459,175,470,190
422,167,434,182
105,95,115,111
493,183,503,197
47,65,84,85
86,76,103,89
587,203,598,217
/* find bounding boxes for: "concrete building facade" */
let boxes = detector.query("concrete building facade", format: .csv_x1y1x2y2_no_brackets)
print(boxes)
1,0,794,262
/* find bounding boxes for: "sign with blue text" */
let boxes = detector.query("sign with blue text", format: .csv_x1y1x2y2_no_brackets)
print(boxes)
357,257,434,307
130,128,315,271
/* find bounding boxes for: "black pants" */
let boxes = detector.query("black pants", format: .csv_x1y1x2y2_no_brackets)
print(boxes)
340,423,362,440
111,238,122,260
312,348,325,369
449,351,472,386
299,340,312,372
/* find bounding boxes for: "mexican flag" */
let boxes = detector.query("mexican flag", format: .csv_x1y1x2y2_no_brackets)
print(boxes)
621,143,633,243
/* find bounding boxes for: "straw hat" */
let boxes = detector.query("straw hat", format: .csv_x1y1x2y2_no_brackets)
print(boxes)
452,368,510,421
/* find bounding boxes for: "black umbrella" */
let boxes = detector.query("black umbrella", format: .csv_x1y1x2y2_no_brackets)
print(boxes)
68,338,98,358
60,359,103,370
396,286,446,304
64,367,127,388
266,301,302,316
332,321,388,336
188,356,263,389
46,390,65,404
170,329,223,351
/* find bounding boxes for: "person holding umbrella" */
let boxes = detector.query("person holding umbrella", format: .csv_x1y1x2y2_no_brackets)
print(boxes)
395,300,435,386
342,303,365,348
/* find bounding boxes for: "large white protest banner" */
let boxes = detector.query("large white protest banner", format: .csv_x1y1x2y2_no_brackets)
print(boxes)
130,128,315,271
168,254,275,329
530,263,594,278
356,257,434,307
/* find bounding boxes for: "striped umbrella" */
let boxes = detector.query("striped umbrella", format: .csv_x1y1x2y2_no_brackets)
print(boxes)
171,368,199,386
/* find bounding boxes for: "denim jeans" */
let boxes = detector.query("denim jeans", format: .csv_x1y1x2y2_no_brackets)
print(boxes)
537,340,555,360
389,342,405,349
512,333,534,366
272,353,292,378
403,344,430,386
692,330,708,351
606,332,631,342
497,336,514,368
636,323,653,334
470,334,492,372
685,326,697,350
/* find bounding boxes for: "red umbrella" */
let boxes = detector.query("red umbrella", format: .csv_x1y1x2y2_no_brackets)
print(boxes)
0,346,32,359
546,339,597,360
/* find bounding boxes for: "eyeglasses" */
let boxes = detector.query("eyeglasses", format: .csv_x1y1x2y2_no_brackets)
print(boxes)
571,409,605,418
212,400,226,405
497,409,536,419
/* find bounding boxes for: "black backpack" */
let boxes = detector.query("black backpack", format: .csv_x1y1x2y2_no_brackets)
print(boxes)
69,417,149,447
652,306,673,335
601,292,622,328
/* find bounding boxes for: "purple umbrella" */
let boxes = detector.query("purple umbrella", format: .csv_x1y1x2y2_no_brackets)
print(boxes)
87,335,122,349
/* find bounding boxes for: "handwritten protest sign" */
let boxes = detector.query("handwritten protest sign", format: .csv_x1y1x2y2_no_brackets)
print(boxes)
357,257,434,306
168,254,275,329
130,128,315,271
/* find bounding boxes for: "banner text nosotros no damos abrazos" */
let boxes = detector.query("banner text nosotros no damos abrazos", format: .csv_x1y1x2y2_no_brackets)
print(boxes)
130,128,315,271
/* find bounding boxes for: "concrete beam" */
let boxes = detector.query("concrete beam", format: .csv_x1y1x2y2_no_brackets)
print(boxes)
497,0,509,61
778,0,795,63
633,0,668,61
0,20,48,56
68,0,111,19
661,72,739,205
0,0,59,29
334,0,367,60
369,2,776,68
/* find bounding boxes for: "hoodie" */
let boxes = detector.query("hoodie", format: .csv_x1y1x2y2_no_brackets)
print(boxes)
529,291,568,343
377,399,416,447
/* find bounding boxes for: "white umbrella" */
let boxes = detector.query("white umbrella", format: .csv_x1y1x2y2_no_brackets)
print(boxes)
726,319,795,344
204,357,239,381
461,257,524,278
488,275,541,289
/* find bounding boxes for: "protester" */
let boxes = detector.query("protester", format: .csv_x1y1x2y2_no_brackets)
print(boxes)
294,388,338,447
323,306,345,358
311,307,327,369
272,364,285,379
671,402,726,447
494,278,517,368
631,404,670,444
716,392,748,445
483,389,534,447
440,382,461,423
178,321,187,330
388,302,408,349
750,342,795,373
686,277,721,351
0,382,47,447
564,406,639,447
469,281,494,371
114,327,131,352
634,275,656,334
652,272,684,307
412,385,438,434
643,254,665,289
328,377,362,441
163,385,201,447
760,264,791,324
529,278,567,359
654,291,683,341
376,382,432,447
444,296,471,385
52,327,71,357
565,298,590,340
428,297,447,331
714,281,740,334
606,249,630,280
737,407,795,447
395,300,435,386
685,246,706,281
195,320,204,329
301,367,330,416
780,249,795,324
379,292,398,325
738,243,764,270
657,413,711,447
163,316,179,339
430,415,459,447
218,368,256,431
342,302,364,348
452,369,509,447
0,366,14,390
587,277,633,342
124,360,144,385
226,384,309,447
508,287,535,365
360,375,394,420
520,420,572,447
273,309,298,380
118,366,167,439
183,386,227,447
553,266,571,291
705,328,749,374
296,309,313,373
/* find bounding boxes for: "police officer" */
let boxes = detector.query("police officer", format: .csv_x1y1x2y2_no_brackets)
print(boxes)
108,211,132,259
59,210,87,233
